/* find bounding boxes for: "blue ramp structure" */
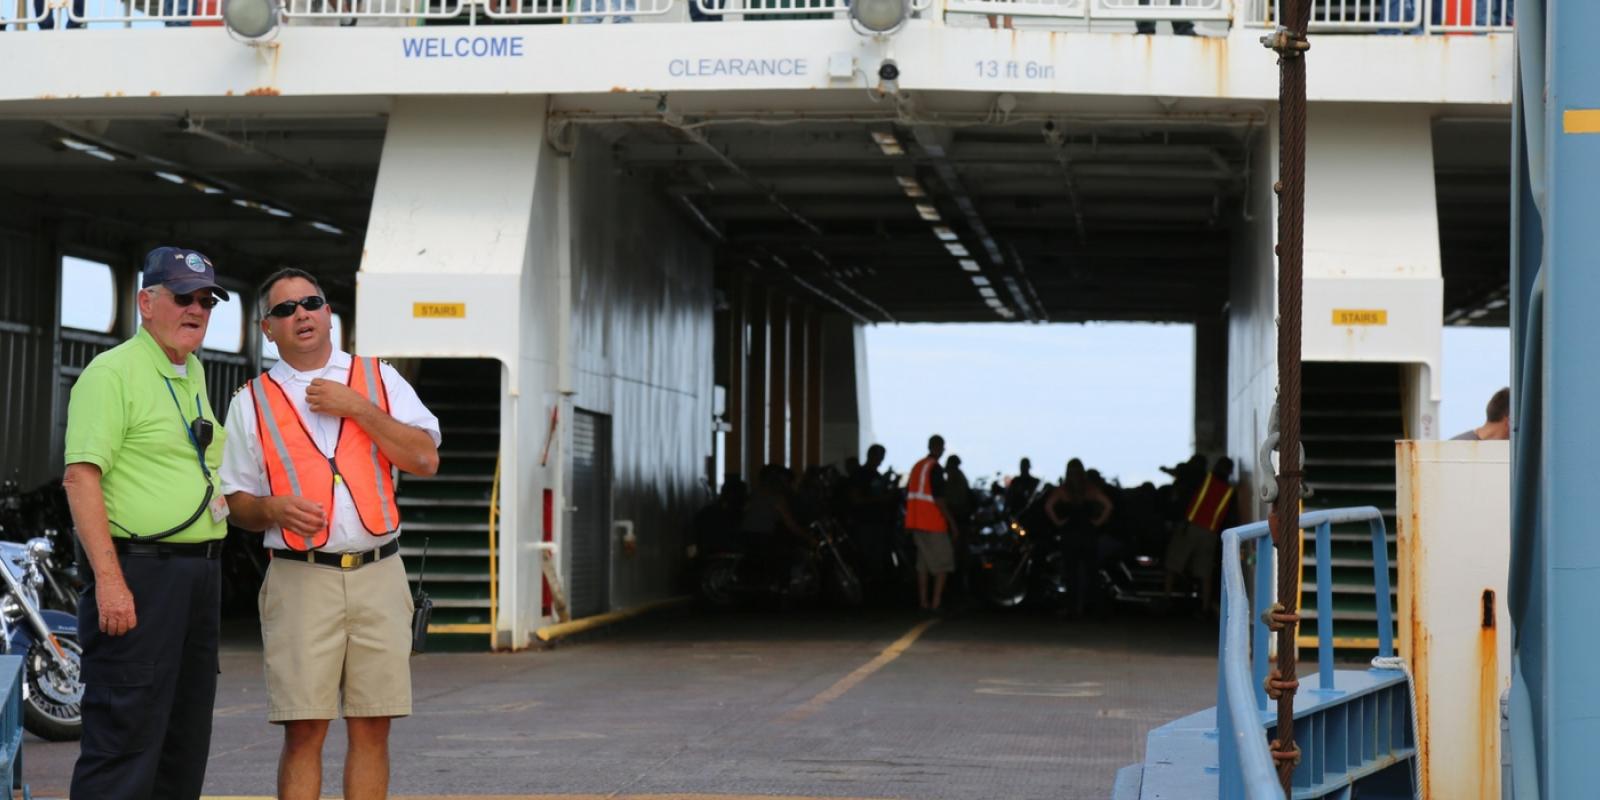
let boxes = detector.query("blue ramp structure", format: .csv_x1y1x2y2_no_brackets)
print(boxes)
1115,508,1418,800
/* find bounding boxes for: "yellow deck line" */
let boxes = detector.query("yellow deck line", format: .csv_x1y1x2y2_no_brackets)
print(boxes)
781,618,940,722
534,596,690,642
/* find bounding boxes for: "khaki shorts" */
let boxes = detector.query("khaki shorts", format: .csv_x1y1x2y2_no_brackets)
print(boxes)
1165,523,1219,583
912,530,955,575
259,552,414,722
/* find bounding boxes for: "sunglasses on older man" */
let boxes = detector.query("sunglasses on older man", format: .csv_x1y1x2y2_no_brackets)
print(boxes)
169,292,220,310
267,295,328,318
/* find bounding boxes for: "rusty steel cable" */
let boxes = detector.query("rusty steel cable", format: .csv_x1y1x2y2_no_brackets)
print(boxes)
1264,0,1312,793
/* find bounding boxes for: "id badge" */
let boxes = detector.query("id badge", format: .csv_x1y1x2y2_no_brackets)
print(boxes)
209,493,230,524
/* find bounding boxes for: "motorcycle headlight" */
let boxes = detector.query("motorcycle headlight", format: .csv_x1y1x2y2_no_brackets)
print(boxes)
26,537,53,562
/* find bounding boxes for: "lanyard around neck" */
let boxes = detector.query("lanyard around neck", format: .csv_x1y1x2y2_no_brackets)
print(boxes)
163,374,212,481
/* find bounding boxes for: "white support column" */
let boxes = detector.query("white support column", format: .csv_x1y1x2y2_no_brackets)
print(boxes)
1302,104,1444,437
354,95,561,650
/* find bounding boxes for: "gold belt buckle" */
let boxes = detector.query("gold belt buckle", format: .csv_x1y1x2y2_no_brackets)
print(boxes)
340,552,360,570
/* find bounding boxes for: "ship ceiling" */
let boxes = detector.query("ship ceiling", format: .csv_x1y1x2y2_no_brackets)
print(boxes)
0,109,1509,326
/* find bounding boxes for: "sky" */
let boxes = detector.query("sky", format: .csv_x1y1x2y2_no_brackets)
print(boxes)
864,322,1513,489
863,322,1196,488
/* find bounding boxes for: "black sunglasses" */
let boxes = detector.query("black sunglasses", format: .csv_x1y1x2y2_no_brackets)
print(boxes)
267,295,328,318
170,292,220,310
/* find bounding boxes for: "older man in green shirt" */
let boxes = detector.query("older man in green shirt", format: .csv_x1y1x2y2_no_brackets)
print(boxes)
63,246,232,800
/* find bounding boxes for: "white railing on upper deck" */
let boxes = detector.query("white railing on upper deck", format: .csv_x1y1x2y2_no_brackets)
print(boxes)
942,0,1083,20
485,0,673,21
692,0,930,19
1095,0,1228,20
0,0,1516,31
1248,0,1512,32
285,0,465,22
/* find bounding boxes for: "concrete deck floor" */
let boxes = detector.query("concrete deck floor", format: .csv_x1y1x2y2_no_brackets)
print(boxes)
23,607,1218,800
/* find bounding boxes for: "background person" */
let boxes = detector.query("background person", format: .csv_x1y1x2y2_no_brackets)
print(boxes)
64,247,232,800
1451,386,1511,441
222,267,441,800
905,435,959,611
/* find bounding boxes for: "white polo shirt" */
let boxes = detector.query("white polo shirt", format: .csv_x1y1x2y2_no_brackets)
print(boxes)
221,350,442,553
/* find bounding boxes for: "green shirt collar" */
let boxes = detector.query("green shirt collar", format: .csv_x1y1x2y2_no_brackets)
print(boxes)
134,326,202,380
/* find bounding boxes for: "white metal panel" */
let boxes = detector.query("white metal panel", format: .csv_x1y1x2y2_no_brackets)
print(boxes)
1301,276,1443,406
0,23,1513,108
1396,439,1510,800
1304,105,1443,282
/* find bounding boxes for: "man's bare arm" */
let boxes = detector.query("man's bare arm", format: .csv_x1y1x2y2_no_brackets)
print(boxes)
225,492,326,533
62,464,137,636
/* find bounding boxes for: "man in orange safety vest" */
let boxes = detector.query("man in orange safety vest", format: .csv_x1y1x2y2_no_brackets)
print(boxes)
905,434,960,611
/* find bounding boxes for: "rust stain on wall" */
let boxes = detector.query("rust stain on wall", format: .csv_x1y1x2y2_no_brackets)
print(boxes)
245,87,282,97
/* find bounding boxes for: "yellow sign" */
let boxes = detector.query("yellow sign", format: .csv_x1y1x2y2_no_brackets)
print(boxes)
1564,110,1600,134
1332,309,1388,326
413,302,466,319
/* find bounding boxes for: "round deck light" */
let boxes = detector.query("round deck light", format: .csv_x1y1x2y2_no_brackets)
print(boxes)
224,0,280,40
849,0,908,35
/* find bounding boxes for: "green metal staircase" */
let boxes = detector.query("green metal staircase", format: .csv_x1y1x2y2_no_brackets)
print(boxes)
1297,362,1402,657
398,359,500,650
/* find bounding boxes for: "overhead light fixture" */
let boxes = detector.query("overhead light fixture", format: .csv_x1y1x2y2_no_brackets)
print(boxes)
849,0,909,36
979,287,998,299
972,276,990,287
263,206,293,218
154,171,186,184
958,259,981,272
192,181,224,195
871,131,904,157
310,221,344,235
946,243,970,257
915,204,940,222
896,176,925,197
932,226,958,242
224,0,281,40
60,137,119,161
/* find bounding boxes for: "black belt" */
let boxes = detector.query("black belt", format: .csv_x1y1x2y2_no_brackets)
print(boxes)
270,540,400,571
114,539,224,559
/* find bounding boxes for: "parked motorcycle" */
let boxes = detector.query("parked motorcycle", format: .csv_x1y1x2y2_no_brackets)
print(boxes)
0,536,84,741
698,521,863,610
969,515,1074,611
0,479,82,614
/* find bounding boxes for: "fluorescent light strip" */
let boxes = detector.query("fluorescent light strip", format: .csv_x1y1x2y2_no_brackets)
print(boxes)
958,259,981,272
916,204,940,222
871,131,904,156
932,226,958,242
310,221,344,235
896,176,925,198
972,276,990,287
154,171,186,184
946,243,970,257
979,287,998,298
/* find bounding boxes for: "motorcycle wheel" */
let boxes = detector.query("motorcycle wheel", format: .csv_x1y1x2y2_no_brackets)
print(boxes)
979,555,1030,609
698,559,741,609
23,635,83,742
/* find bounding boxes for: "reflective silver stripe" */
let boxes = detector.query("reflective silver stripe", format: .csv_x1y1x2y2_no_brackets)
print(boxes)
252,378,314,549
359,357,398,532
907,492,936,502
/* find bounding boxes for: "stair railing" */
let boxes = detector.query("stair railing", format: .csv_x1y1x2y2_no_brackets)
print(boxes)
1217,505,1398,800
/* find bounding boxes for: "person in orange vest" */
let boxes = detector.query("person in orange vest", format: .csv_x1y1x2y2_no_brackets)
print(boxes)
905,434,960,611
220,268,441,800
1163,456,1237,617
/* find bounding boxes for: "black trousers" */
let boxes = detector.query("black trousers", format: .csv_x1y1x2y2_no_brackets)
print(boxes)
70,550,221,800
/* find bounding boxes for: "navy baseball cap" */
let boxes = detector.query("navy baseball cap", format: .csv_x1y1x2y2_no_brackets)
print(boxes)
141,247,230,301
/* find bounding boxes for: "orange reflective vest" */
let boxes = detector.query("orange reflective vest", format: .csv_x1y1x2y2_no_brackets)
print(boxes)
1185,473,1236,534
250,356,400,551
904,456,948,534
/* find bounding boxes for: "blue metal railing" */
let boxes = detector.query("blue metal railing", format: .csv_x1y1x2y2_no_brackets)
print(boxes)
0,656,26,799
1216,506,1398,800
